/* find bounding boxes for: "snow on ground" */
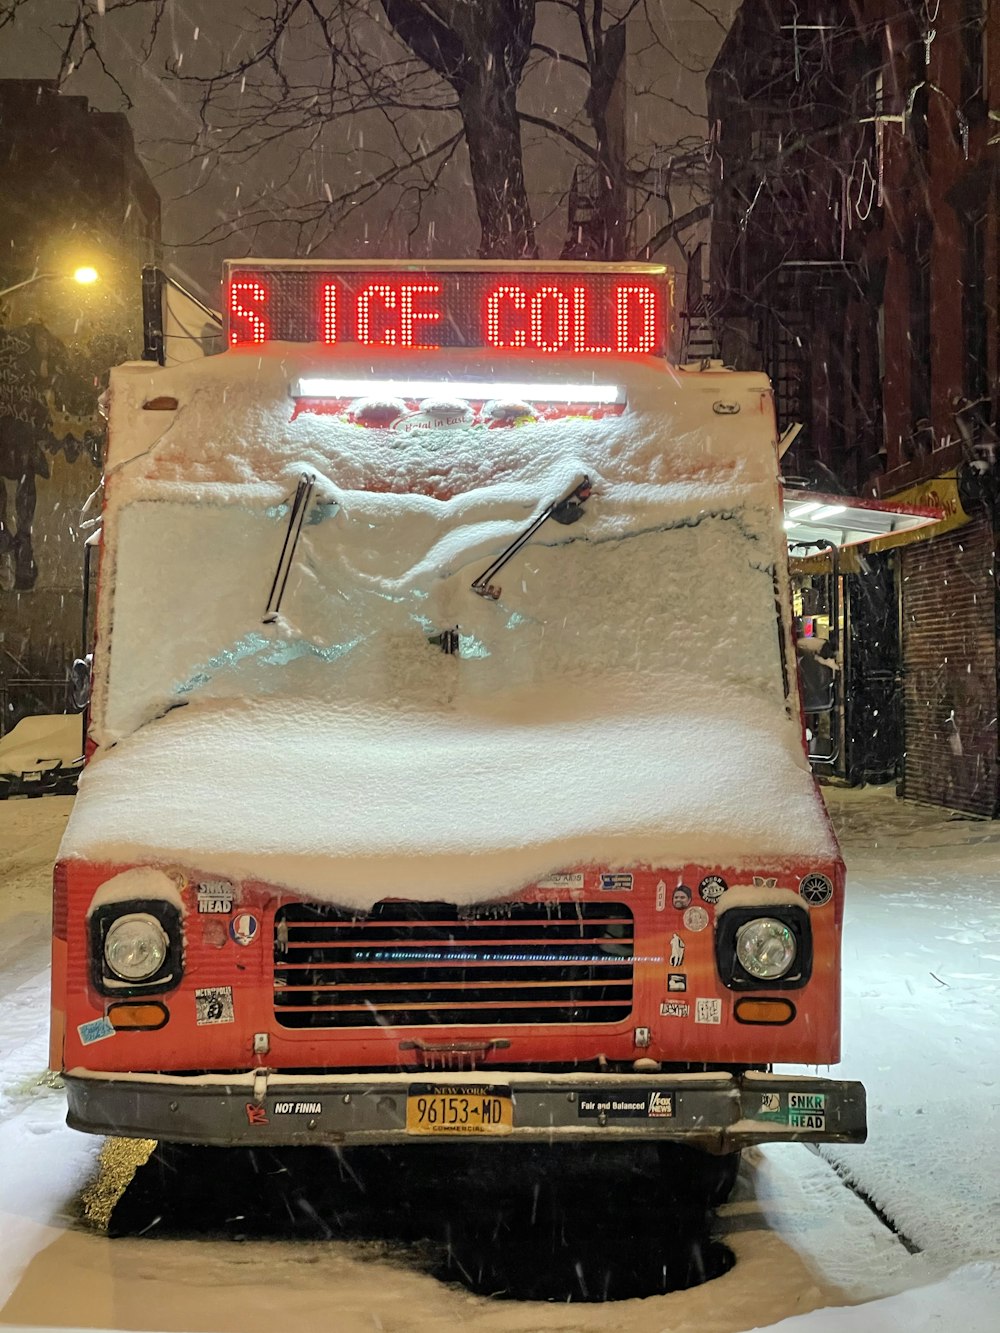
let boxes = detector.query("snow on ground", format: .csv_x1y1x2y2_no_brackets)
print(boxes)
1,785,999,1331
812,787,1000,1266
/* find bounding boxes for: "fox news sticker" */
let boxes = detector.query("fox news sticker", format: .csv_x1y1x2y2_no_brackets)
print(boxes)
77,1016,115,1045
195,986,235,1025
229,913,259,946
646,1091,674,1118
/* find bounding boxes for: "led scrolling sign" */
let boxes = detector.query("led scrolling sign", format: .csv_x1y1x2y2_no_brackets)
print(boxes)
226,268,668,358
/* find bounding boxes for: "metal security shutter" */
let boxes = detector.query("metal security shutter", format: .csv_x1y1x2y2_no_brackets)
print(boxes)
900,514,998,815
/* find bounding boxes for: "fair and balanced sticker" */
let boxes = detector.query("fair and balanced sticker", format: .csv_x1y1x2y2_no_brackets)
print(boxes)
578,1090,674,1118
195,986,235,1025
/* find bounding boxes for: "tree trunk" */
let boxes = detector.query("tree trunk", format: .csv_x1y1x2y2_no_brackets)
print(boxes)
458,81,537,258
379,0,537,259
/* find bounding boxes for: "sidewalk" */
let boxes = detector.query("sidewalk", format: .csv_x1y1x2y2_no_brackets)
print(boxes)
806,784,1000,1266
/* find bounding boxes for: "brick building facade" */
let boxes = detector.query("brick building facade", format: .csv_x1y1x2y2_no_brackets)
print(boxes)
706,0,1000,814
0,81,159,723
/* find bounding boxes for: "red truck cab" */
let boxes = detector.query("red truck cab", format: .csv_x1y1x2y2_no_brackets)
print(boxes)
51,261,865,1184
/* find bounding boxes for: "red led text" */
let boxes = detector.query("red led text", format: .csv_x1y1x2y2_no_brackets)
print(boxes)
228,272,663,356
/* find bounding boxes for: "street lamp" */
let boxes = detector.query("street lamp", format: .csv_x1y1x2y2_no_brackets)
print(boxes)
0,268,101,300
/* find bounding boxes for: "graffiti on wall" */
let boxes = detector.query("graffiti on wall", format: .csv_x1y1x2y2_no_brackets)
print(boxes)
0,321,122,592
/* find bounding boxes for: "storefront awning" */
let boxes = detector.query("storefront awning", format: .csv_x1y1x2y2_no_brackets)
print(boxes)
783,491,944,552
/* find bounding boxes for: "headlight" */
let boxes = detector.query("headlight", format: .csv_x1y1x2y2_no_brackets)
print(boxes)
734,918,797,981
104,914,169,981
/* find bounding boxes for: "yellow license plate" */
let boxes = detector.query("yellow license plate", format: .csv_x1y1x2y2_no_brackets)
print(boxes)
406,1084,513,1136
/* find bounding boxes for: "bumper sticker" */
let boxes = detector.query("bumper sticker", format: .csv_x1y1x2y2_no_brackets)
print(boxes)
671,885,692,909
599,873,633,892
789,1092,826,1112
695,997,723,1024
669,933,685,966
273,1101,323,1115
660,1000,690,1018
578,1090,675,1119
755,1092,786,1121
790,1110,827,1129
667,973,687,992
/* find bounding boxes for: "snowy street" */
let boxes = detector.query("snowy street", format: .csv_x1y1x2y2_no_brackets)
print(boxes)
1,786,999,1331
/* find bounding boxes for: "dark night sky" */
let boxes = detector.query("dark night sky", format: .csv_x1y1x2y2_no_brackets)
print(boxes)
1,1,736,300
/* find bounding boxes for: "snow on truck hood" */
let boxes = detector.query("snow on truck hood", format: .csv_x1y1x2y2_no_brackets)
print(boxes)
60,344,834,907
61,690,834,908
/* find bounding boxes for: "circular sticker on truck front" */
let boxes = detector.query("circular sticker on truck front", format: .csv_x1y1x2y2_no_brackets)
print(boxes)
683,906,709,932
230,912,259,946
798,873,833,906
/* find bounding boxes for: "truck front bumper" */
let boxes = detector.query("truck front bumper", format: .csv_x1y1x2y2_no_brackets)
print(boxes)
65,1068,866,1152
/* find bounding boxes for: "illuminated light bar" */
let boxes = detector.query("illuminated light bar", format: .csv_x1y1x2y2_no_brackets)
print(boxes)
224,264,668,356
787,501,822,519
294,378,625,405
810,504,847,521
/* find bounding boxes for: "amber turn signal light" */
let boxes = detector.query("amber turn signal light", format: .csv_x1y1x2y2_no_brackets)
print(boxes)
108,1002,169,1031
734,998,795,1025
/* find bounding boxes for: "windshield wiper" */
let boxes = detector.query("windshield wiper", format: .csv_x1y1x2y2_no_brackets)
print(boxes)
471,475,591,601
263,471,315,623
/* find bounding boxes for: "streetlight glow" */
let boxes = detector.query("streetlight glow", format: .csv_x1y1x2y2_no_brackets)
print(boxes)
73,266,99,285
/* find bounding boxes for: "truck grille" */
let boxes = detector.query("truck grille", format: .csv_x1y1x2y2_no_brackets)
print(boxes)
272,900,634,1028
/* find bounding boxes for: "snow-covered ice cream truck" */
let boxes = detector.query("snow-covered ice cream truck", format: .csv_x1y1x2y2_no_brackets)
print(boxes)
51,260,865,1195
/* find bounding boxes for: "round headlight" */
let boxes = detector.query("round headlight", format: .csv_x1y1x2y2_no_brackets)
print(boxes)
735,918,797,980
104,914,169,981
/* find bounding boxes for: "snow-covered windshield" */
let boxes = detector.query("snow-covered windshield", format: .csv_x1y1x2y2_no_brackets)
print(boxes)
102,481,787,742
